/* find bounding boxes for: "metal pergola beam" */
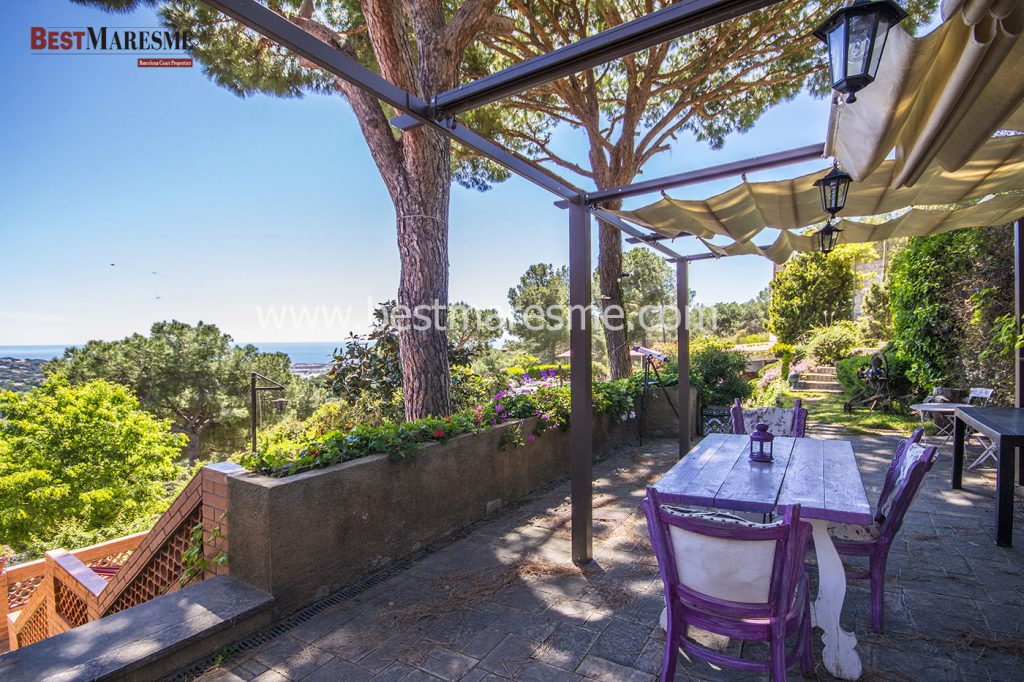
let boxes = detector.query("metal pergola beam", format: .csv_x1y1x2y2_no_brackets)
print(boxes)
392,0,783,129
204,0,579,201
587,143,825,204
590,208,685,261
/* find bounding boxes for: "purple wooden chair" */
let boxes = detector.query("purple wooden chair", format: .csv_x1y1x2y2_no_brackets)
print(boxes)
731,398,808,438
828,433,937,632
644,487,815,681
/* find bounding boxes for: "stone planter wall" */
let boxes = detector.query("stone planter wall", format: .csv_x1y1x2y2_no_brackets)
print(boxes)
226,410,661,615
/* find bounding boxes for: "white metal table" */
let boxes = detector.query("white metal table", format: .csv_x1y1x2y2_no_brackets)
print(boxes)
910,402,970,444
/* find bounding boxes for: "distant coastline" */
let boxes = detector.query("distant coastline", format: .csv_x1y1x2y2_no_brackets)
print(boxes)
0,342,341,365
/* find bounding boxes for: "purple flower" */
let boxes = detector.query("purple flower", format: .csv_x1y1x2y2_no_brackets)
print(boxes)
527,434,537,443
496,403,505,413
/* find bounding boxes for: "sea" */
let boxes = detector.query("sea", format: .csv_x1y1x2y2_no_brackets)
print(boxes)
0,342,343,365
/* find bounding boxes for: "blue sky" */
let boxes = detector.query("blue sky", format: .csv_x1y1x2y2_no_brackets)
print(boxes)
1,0,836,345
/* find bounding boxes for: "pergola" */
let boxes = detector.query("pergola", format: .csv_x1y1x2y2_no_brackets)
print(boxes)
203,0,1024,562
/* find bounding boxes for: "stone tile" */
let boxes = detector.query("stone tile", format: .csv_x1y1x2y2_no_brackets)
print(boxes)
300,658,373,681
516,660,582,681
477,633,541,677
576,654,655,681
371,662,420,681
589,617,654,667
412,646,477,682
459,626,512,660
485,606,559,642
286,606,356,644
252,635,334,679
533,622,599,671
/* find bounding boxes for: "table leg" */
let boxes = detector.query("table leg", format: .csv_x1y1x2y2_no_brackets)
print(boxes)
996,439,1015,547
810,520,861,680
952,417,965,490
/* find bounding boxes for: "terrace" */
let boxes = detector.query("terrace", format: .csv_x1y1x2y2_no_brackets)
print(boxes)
2,0,1023,679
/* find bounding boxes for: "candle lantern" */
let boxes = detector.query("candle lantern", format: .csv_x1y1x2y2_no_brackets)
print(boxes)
749,423,775,463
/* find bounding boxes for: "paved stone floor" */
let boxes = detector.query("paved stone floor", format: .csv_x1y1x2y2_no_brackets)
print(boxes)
202,428,1024,681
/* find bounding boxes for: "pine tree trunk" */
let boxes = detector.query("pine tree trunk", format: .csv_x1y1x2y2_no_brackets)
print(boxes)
598,198,632,380
394,129,452,421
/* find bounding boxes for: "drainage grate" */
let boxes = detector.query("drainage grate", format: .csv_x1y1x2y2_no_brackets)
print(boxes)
167,446,627,681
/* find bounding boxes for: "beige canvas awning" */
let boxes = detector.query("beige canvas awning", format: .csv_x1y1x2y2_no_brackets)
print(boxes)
712,192,1024,264
608,134,1024,243
824,0,1024,187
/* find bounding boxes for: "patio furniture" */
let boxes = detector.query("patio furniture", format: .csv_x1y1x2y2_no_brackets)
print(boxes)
910,400,970,444
644,489,814,681
829,435,937,632
730,398,807,438
654,434,872,680
952,407,1024,547
965,388,997,469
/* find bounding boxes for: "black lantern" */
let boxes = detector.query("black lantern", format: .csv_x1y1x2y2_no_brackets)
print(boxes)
813,0,908,103
814,163,852,218
816,221,843,254
749,423,774,463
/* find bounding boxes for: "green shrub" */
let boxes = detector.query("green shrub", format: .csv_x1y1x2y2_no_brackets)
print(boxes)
749,378,789,407
689,339,752,406
835,350,915,398
770,342,795,377
802,321,861,365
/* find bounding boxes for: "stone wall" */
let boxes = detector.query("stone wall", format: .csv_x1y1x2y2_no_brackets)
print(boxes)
226,401,683,615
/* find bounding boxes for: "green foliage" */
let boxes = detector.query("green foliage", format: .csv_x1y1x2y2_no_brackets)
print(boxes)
323,301,475,411
619,248,675,345
0,376,185,555
692,288,770,339
750,378,789,407
507,264,570,361
768,247,864,344
688,339,751,406
46,320,296,461
835,352,914,398
860,282,892,342
802,321,861,365
240,377,641,478
888,227,1015,399
179,523,226,587
771,343,796,377
447,302,505,355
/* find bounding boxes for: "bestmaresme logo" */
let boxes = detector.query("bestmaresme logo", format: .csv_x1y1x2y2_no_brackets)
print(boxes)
30,26,194,67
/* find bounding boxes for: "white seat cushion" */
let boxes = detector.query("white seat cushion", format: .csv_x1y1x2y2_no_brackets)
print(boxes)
827,521,882,542
878,443,930,519
663,507,782,604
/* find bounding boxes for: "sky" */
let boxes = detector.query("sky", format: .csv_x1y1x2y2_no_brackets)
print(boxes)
1,0,836,346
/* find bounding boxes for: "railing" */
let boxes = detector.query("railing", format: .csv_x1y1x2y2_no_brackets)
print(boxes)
1,462,240,652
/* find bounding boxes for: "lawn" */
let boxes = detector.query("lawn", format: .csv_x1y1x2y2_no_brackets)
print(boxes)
784,388,925,436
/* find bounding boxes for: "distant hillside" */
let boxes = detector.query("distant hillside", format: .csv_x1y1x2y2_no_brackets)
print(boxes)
0,357,46,392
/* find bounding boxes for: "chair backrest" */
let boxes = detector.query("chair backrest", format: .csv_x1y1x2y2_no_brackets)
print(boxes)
875,428,924,524
877,442,938,537
731,398,807,438
967,388,994,406
644,487,812,620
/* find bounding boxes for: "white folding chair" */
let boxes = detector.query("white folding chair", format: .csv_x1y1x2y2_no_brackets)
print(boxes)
966,388,997,469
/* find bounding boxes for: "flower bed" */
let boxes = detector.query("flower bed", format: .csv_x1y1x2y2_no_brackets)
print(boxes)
239,378,641,478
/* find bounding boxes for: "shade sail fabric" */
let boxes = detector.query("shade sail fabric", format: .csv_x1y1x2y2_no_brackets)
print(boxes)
719,192,1024,264
824,0,1024,187
608,134,1024,241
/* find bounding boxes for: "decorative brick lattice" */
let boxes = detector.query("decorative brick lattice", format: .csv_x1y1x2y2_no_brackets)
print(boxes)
85,549,135,570
53,580,89,628
104,507,202,615
15,597,49,648
7,575,44,611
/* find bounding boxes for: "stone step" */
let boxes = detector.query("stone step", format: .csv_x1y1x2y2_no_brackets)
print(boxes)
0,576,274,682
809,366,837,376
794,387,844,394
798,379,842,389
800,373,839,381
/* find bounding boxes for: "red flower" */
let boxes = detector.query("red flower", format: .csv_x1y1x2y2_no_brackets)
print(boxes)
310,449,320,458
432,429,446,438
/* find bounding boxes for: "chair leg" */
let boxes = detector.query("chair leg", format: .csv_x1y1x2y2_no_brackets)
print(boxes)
799,596,814,677
770,627,789,681
870,552,889,633
660,614,680,682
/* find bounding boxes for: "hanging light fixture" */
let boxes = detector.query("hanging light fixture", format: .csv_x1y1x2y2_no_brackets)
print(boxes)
813,0,908,103
814,163,853,218
816,221,843,255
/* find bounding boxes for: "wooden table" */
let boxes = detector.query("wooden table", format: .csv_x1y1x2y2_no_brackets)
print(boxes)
952,407,1024,547
653,433,872,680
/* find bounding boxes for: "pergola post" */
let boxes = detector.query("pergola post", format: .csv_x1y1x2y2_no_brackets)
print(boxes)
569,199,593,564
676,260,691,459
1016,219,1024,484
